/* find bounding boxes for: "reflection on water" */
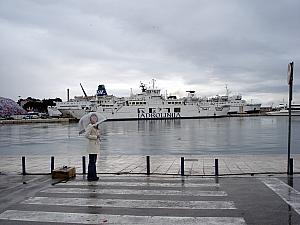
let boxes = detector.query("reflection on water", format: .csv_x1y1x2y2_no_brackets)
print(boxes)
288,176,294,225
0,117,299,156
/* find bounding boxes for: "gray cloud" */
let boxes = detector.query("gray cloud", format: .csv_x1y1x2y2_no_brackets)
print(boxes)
0,0,299,104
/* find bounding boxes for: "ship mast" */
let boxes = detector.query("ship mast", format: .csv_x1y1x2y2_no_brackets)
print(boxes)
152,78,156,89
225,84,229,96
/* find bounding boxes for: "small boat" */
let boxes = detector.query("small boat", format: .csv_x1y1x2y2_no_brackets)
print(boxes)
266,104,300,116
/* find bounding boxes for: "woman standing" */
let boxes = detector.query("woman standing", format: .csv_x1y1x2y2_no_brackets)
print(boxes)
84,114,100,181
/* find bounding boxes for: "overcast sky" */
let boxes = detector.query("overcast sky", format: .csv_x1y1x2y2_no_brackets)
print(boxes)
0,0,299,105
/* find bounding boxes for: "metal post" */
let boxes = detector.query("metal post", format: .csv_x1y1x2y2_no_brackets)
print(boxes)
82,156,86,174
287,62,293,174
181,157,184,176
51,156,55,173
146,156,150,175
22,156,26,175
215,159,219,176
289,158,294,175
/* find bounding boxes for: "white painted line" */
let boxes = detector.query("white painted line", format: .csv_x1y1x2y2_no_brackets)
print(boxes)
58,181,220,187
0,210,246,225
260,178,300,215
96,177,215,182
23,197,236,209
41,187,227,196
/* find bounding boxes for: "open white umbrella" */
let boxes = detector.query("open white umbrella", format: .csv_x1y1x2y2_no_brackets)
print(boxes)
78,112,107,134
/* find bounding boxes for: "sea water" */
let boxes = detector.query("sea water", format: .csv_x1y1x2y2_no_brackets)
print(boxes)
0,116,299,156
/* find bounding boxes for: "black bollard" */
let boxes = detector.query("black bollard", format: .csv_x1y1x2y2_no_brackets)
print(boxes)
181,157,184,176
289,158,294,175
22,156,26,175
146,156,150,175
215,159,219,176
51,156,55,173
82,156,86,174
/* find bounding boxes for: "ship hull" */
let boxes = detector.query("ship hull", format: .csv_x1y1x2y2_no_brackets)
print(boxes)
70,105,230,120
267,110,300,116
96,105,229,120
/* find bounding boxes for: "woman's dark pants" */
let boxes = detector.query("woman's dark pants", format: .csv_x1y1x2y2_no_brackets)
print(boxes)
88,154,98,180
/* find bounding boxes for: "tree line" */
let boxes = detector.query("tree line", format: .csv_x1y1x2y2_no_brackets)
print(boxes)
18,97,62,113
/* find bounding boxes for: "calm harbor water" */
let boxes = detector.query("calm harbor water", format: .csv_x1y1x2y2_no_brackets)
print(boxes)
0,116,299,156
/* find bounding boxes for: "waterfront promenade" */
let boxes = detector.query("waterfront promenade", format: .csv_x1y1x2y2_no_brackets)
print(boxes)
1,154,300,175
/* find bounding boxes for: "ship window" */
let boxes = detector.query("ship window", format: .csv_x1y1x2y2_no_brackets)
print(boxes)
132,102,135,105
168,102,171,104
174,108,181,113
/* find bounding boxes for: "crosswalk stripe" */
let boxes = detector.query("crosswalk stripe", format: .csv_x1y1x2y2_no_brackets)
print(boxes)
58,181,220,187
96,176,215,182
23,197,236,209
41,187,228,196
260,177,300,215
0,210,246,225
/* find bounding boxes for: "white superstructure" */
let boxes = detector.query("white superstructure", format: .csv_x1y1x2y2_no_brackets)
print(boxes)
47,106,62,117
202,86,261,114
71,82,229,120
55,100,92,118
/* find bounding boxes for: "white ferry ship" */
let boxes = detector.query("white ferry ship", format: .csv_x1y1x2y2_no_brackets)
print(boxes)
89,82,230,120
63,81,229,120
202,86,261,114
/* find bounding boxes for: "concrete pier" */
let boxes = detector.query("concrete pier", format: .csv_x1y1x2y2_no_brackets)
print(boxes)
0,118,71,124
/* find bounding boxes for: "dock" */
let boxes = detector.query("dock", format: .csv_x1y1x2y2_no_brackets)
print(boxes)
0,118,72,124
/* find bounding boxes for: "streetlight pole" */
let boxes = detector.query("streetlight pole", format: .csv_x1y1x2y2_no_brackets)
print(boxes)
287,62,293,175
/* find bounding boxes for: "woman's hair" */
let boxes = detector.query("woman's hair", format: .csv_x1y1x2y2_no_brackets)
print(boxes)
90,114,98,124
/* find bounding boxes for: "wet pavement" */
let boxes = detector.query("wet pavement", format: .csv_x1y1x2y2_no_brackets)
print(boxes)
0,174,300,224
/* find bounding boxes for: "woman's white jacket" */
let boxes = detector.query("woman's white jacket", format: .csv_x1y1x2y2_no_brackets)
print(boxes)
84,124,100,154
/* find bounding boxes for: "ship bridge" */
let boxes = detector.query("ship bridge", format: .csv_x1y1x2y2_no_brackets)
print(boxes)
146,89,161,96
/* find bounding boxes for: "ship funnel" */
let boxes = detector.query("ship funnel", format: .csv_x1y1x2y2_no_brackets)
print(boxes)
67,89,70,101
97,84,108,96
